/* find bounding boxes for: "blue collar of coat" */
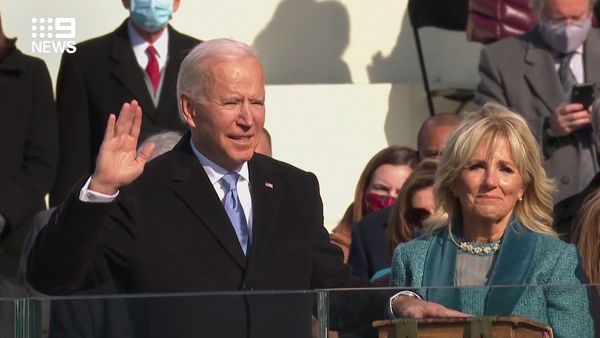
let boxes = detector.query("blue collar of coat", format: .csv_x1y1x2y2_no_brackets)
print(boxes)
422,214,539,315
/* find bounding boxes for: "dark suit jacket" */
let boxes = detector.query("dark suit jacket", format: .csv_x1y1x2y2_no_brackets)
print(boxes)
348,208,391,280
28,134,374,338
554,170,600,242
476,27,600,202
14,208,130,338
0,48,57,277
48,279,132,338
50,20,200,206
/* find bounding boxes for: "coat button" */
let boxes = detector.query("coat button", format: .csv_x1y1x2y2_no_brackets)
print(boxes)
240,282,247,290
560,176,570,185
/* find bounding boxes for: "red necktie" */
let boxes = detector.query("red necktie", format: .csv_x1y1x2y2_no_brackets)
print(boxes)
145,45,160,94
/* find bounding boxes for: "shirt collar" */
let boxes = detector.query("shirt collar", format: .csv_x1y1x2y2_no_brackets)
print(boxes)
189,138,249,185
127,19,169,61
553,44,584,59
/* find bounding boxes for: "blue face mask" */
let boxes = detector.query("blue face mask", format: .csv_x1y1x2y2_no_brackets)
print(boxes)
130,0,173,33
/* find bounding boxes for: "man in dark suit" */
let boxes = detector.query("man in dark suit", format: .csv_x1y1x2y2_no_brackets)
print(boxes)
28,39,377,338
50,0,200,206
0,18,57,278
475,0,600,202
554,170,600,241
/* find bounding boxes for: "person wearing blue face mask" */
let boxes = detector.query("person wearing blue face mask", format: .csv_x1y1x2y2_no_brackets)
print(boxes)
50,0,202,207
475,0,600,204
130,0,175,33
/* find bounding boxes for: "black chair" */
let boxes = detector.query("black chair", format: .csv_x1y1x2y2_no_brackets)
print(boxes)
408,0,473,116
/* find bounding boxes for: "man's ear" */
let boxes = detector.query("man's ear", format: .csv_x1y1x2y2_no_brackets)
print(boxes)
122,0,131,10
181,95,197,128
173,0,181,12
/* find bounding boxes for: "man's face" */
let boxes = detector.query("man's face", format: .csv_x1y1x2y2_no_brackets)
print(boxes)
419,124,456,161
184,57,266,171
122,0,181,11
544,0,590,23
451,137,525,228
122,0,181,34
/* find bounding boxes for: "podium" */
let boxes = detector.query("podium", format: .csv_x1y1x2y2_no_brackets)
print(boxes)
373,316,553,338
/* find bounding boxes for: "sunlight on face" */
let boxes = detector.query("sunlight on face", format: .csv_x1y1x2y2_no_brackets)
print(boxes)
367,164,413,199
411,186,435,214
452,138,525,230
189,57,266,171
544,0,590,23
420,125,456,160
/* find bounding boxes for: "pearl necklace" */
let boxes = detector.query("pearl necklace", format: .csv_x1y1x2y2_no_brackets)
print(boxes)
450,233,501,256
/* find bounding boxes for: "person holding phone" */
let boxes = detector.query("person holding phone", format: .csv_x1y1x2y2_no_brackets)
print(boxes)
475,0,600,203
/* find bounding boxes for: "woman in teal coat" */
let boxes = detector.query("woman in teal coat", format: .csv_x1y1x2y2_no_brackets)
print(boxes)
390,104,594,338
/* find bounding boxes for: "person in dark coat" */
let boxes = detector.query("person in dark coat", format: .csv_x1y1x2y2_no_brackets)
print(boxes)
50,0,200,206
0,13,57,278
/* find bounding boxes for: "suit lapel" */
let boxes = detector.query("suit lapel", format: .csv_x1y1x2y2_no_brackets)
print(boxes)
170,135,247,269
584,29,600,86
524,28,565,114
424,217,538,315
422,227,461,310
245,156,281,272
109,20,158,123
485,219,538,315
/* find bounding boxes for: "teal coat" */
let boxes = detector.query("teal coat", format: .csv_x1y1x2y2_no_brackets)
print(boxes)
391,219,594,338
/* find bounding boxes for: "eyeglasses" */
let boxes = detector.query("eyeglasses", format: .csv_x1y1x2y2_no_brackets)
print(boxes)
404,207,432,228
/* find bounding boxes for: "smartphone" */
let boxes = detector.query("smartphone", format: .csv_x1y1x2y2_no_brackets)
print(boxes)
571,82,596,108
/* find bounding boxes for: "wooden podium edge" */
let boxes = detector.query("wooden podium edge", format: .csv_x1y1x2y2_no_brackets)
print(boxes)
373,316,553,336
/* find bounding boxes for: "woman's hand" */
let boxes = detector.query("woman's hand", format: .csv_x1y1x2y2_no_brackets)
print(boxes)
393,297,470,319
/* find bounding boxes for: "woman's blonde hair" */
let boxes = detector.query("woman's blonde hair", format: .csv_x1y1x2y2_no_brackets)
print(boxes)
573,189,600,283
425,103,556,235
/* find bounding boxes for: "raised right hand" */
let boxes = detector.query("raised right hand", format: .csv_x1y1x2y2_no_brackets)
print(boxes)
89,100,155,195
393,297,470,319
549,102,591,137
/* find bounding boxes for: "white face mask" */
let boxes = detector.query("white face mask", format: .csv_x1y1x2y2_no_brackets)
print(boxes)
539,15,592,54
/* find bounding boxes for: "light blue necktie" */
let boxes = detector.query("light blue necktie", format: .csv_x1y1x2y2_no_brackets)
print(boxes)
221,173,251,255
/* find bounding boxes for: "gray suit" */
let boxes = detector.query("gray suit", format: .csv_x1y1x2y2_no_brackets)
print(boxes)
476,27,600,202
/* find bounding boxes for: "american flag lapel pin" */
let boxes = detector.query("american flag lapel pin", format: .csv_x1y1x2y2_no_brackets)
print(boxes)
264,182,274,189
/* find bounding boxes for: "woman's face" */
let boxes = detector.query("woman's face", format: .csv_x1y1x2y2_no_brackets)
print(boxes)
411,186,435,214
451,138,525,227
406,186,435,229
367,164,413,198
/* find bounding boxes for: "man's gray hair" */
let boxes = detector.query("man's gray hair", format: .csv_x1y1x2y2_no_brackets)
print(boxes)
139,130,183,160
176,38,261,122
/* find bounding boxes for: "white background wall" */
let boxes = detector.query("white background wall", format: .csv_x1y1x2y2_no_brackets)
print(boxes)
1,0,483,228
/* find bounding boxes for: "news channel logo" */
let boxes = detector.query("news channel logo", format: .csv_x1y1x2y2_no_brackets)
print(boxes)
31,17,77,54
